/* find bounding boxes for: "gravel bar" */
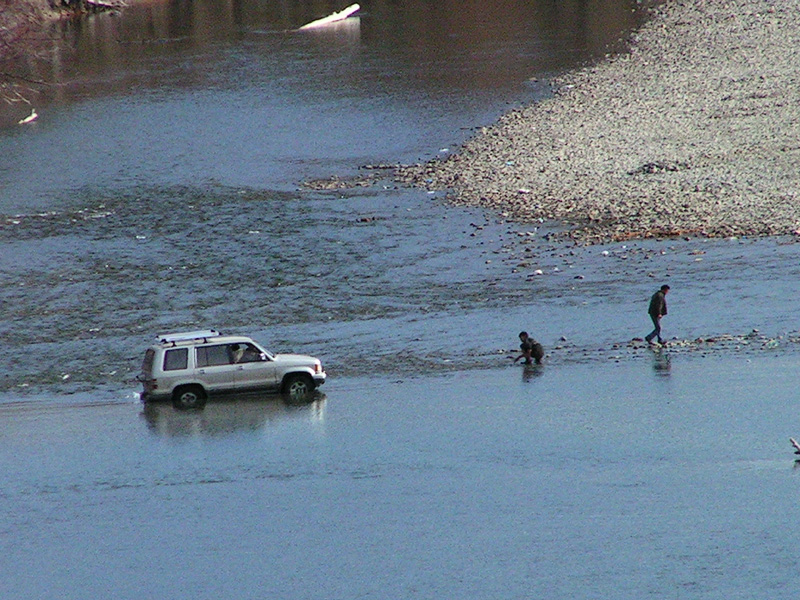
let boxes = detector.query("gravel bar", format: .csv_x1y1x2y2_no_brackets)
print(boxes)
398,0,800,243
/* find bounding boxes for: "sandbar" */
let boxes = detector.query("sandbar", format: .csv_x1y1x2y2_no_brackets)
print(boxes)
399,0,800,243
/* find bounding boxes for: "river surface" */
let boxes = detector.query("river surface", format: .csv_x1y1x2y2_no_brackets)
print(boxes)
3,1,800,598
0,0,659,394
3,359,800,599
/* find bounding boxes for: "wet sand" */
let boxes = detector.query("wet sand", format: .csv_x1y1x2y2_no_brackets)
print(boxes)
399,0,800,243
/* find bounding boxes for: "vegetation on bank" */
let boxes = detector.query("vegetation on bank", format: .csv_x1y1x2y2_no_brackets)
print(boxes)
0,0,121,105
0,1,52,61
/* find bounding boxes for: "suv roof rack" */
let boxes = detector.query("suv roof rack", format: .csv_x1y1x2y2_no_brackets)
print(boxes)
157,330,221,345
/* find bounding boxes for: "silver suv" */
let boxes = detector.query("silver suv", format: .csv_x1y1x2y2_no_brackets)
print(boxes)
139,330,326,409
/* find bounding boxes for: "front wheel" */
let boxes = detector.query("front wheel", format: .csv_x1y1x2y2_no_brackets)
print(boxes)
282,374,314,399
172,385,207,410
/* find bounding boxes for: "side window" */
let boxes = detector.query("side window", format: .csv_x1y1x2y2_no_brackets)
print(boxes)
239,343,264,363
163,348,188,371
196,344,233,367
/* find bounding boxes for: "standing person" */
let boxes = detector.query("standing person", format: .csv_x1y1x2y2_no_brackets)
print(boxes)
514,331,544,365
645,285,670,345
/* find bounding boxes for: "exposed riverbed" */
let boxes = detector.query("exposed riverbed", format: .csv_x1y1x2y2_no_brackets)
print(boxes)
399,0,800,243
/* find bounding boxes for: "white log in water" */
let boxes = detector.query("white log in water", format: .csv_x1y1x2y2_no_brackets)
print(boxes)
298,4,360,30
18,108,38,125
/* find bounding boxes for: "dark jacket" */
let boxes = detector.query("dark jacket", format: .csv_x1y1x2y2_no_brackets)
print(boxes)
648,290,667,318
520,337,545,363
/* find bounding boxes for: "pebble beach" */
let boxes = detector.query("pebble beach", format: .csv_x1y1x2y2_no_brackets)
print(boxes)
399,0,800,243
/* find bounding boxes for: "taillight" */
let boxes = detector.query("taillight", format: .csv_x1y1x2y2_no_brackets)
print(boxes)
315,362,322,374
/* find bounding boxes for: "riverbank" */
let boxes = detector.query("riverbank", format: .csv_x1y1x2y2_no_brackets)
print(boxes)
0,0,123,86
0,0,123,49
0,1,56,63
398,0,800,243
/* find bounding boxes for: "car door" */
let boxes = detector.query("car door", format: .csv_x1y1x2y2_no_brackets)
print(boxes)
193,344,239,393
232,342,280,391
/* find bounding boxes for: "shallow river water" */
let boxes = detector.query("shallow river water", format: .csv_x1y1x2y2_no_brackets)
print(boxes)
3,358,800,599
2,0,800,598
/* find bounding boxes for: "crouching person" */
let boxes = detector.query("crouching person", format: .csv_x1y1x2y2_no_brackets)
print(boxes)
514,331,544,365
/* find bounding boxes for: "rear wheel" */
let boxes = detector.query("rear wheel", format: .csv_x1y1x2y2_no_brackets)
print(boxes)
282,374,314,399
172,385,207,410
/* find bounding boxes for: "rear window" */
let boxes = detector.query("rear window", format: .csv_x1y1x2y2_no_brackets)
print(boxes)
142,348,155,374
163,348,189,371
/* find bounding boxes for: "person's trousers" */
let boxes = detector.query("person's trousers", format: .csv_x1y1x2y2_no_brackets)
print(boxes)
645,315,662,343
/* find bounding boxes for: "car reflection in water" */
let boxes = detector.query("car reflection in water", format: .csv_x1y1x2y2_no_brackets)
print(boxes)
140,392,326,437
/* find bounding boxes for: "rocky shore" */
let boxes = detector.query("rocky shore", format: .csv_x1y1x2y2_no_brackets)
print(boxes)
398,0,800,244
